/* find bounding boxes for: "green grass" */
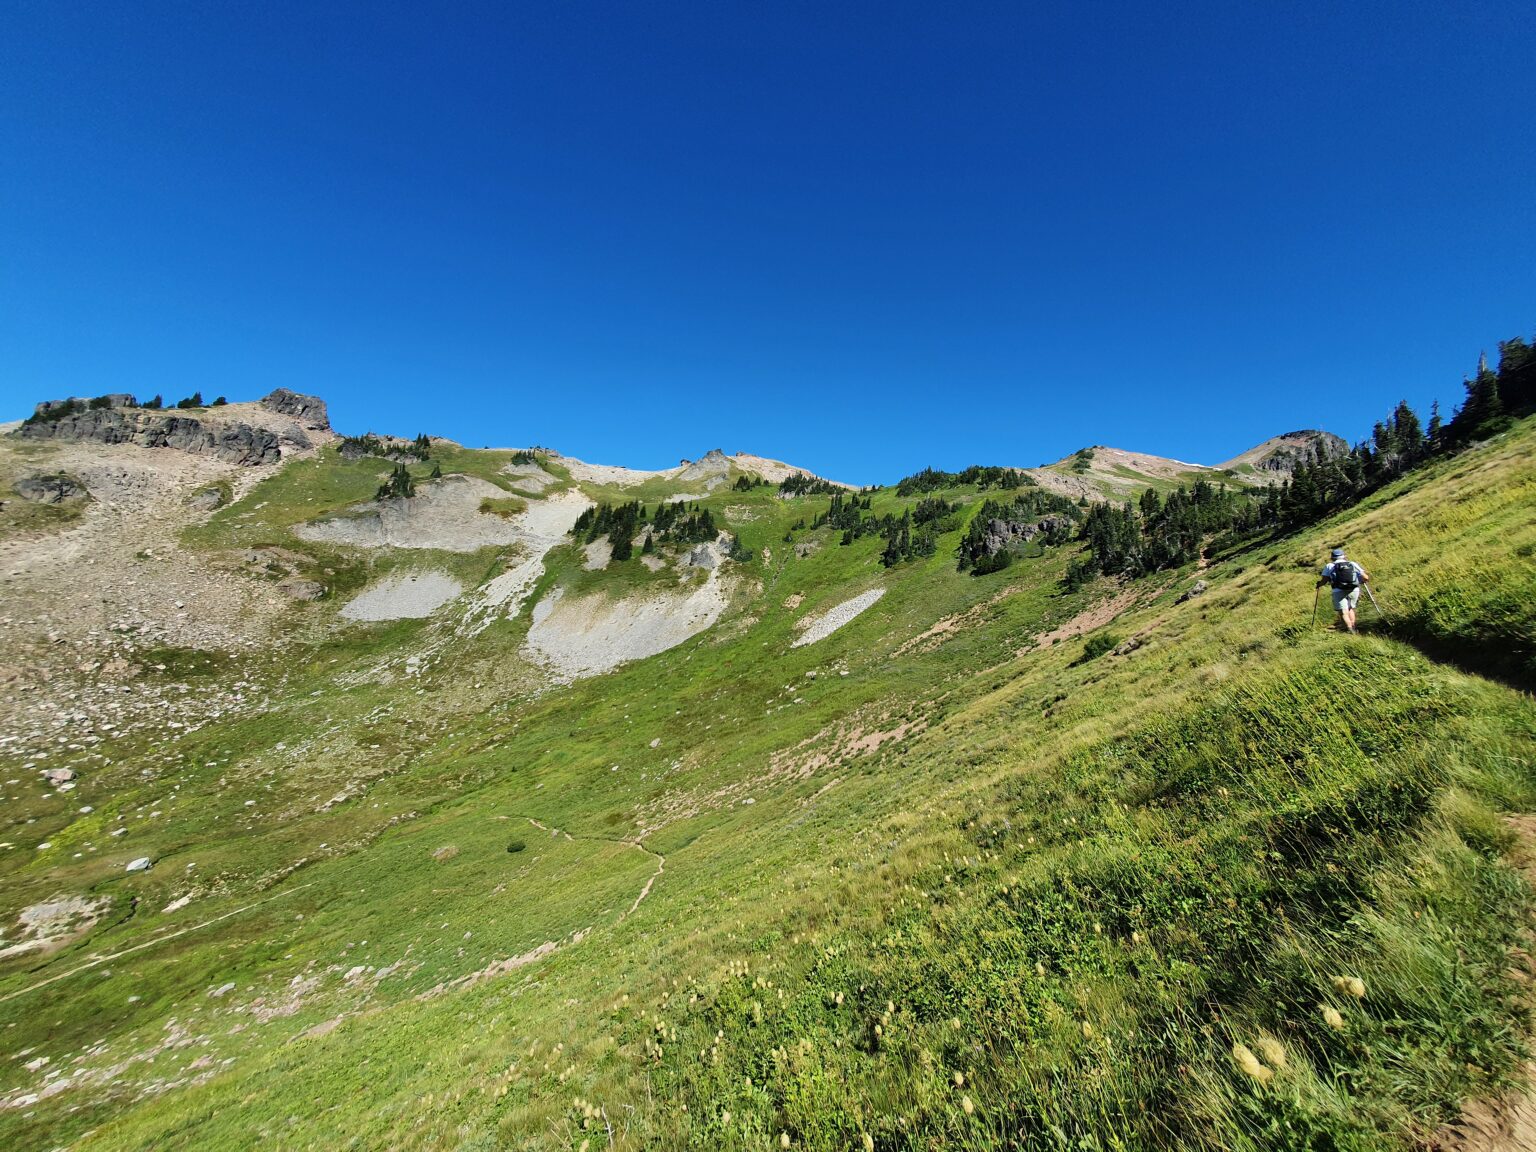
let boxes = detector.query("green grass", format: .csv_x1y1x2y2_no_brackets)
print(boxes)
480,495,530,518
0,443,89,539
1,419,1533,1150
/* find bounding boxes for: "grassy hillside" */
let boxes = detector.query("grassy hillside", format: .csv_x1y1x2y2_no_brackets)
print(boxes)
1,419,1533,1150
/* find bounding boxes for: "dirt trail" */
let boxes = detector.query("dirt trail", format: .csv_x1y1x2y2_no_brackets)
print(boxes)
523,816,664,920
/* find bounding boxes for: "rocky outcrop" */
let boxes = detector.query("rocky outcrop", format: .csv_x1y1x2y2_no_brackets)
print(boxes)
976,513,1075,557
16,408,284,465
260,389,329,431
677,449,731,485
15,474,90,504
1218,430,1348,476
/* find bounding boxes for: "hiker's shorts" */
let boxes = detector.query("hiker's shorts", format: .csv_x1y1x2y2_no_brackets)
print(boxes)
1332,587,1361,612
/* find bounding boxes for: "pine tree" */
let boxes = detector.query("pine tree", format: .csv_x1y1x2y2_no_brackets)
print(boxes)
1448,366,1505,444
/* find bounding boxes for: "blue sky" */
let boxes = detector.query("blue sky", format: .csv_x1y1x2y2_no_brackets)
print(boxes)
2,2,1531,483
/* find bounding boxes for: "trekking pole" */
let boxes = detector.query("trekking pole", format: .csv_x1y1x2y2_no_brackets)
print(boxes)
1311,585,1320,627
1363,583,1391,625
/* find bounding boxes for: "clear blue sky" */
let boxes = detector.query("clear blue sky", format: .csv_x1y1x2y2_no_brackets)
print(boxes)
2,2,1531,483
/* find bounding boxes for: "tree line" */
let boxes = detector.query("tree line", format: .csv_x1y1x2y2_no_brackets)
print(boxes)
572,499,723,562
895,464,1033,496
1066,334,1536,585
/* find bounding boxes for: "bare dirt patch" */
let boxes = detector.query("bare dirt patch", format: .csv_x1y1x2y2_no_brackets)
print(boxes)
895,587,1014,657
1024,586,1140,651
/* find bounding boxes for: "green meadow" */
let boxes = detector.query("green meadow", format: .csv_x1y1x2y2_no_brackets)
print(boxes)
2,419,1533,1150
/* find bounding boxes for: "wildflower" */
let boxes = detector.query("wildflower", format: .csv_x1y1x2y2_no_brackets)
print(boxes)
1332,976,1367,999
961,1095,974,1115
863,1135,875,1152
886,1000,895,1016
1231,1044,1273,1084
1321,1004,1346,1030
953,1071,965,1087
1255,1036,1287,1070
579,1143,589,1152
950,1017,961,1030
835,992,844,1006
1081,1021,1093,1038
1131,931,1142,945
781,1133,792,1148
1035,962,1046,977
721,1111,731,1125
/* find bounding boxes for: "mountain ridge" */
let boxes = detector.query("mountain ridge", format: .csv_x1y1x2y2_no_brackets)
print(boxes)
9,388,1343,496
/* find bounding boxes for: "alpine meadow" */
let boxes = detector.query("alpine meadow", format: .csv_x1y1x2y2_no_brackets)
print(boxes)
5,5,1536,1149
1,339,1534,1150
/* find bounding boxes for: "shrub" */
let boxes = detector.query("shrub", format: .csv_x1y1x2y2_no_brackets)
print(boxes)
1081,631,1121,661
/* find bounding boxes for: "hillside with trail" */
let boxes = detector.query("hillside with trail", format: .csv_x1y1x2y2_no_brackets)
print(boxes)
0,383,1533,1152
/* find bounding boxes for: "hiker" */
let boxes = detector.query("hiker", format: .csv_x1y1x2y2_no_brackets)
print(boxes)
1317,547,1371,633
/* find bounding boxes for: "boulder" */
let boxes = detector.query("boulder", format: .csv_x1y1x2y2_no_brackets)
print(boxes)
1175,580,1209,605
15,473,89,504
277,577,325,601
686,544,720,569
42,768,77,785
186,486,225,512
125,857,153,873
